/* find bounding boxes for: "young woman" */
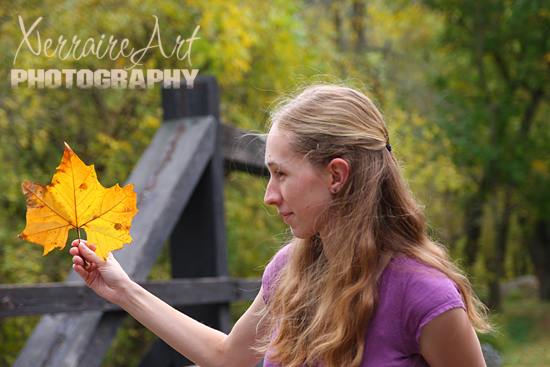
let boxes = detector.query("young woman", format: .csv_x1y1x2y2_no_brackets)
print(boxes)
71,84,491,367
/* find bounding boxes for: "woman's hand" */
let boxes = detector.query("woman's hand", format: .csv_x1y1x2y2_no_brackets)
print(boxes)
70,240,133,305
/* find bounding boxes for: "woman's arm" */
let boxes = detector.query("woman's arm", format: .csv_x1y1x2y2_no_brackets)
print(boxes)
419,307,486,367
71,241,266,367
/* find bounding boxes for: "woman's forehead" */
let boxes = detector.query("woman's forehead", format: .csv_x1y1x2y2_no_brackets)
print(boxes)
265,128,288,164
265,125,300,167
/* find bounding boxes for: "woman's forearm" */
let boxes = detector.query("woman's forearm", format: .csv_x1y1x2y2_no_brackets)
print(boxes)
117,280,230,367
71,241,263,367
116,280,265,367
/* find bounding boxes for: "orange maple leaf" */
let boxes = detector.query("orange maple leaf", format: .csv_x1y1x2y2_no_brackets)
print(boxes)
18,143,139,260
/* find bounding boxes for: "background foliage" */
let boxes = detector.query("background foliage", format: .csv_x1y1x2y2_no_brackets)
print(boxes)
0,0,549,366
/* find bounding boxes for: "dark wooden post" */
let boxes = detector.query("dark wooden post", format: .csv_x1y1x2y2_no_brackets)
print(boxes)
139,75,230,367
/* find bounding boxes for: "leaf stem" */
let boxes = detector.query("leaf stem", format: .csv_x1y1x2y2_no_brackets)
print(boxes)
77,227,88,269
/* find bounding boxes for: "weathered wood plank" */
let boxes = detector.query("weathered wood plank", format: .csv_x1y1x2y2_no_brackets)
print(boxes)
220,122,268,177
13,115,218,367
0,278,260,318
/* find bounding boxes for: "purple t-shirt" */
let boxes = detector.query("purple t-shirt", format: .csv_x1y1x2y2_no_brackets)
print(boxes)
262,244,465,367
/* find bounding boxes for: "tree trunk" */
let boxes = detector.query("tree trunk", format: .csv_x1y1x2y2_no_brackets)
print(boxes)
464,194,486,266
332,5,346,51
463,3,501,267
529,217,550,301
352,0,367,51
487,191,514,310
463,171,496,265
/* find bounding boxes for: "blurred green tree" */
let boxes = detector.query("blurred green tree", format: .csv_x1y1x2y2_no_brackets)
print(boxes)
422,0,550,307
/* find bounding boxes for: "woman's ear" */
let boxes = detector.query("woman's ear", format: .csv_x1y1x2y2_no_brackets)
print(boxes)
328,158,350,194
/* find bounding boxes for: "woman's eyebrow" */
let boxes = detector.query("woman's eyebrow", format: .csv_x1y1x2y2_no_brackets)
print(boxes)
266,161,280,170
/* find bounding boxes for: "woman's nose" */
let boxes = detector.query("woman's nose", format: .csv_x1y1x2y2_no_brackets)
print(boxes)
264,180,281,206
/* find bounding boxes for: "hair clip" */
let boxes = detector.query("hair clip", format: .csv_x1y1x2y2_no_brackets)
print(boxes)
386,145,392,152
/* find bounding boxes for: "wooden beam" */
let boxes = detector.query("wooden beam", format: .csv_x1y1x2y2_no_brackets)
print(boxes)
220,123,268,177
0,278,261,318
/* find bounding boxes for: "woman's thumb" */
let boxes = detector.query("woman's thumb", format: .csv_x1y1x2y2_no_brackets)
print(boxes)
79,241,104,264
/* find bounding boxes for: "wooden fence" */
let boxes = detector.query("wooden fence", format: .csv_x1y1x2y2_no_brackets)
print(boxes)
0,75,268,367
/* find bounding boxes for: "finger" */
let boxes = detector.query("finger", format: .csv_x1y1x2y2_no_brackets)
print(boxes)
70,241,90,270
72,239,87,247
74,240,96,252
69,246,86,256
72,253,93,268
72,254,85,267
79,242,104,265
72,263,90,279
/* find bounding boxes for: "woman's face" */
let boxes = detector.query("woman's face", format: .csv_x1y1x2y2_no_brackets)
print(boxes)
264,124,333,239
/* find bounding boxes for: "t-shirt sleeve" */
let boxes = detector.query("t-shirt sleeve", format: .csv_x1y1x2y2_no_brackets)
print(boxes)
401,267,466,354
262,243,294,305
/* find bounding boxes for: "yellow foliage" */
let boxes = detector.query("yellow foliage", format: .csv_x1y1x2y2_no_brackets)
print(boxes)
532,159,549,176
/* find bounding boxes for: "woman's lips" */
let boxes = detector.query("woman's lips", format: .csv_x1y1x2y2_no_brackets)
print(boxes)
281,213,293,223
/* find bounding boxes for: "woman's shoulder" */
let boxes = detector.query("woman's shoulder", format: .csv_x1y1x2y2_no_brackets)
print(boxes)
262,242,296,303
385,255,452,284
377,255,466,352
380,254,463,311
265,243,295,273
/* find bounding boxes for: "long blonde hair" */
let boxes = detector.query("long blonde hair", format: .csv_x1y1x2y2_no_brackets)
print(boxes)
259,84,491,367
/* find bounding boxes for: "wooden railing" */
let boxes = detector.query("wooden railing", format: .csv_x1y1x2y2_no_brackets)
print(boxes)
1,75,267,367
1,278,260,318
